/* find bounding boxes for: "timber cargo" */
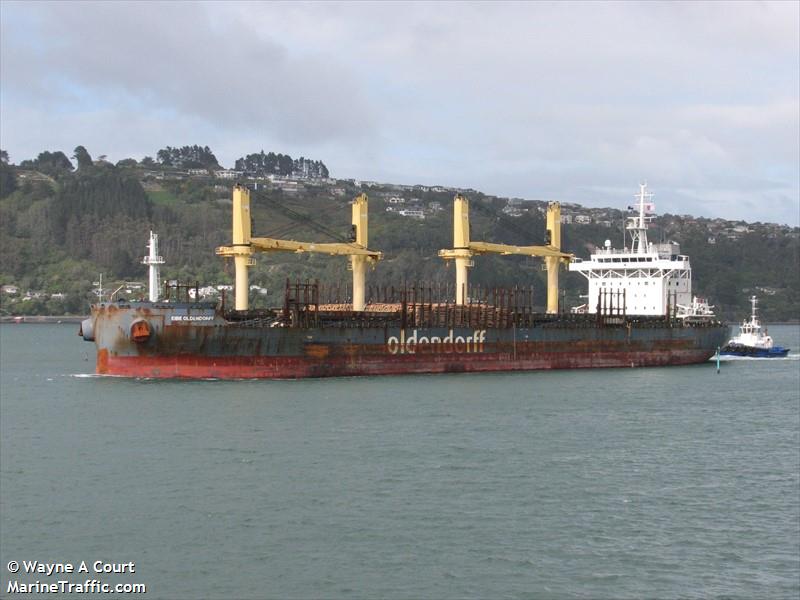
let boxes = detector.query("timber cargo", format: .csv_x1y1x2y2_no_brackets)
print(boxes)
80,183,729,378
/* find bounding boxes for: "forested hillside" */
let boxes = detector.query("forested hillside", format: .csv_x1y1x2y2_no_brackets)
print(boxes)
234,151,328,178
0,148,797,321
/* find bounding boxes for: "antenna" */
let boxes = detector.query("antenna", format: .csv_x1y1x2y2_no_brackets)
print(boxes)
92,274,105,303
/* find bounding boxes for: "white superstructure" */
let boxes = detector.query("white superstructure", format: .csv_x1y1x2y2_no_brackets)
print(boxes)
141,231,165,302
569,183,691,316
727,296,774,350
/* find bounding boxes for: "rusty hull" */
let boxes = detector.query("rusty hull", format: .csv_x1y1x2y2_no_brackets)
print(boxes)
83,301,729,379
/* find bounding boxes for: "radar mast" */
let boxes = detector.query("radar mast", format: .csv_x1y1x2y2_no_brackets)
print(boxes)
627,182,654,254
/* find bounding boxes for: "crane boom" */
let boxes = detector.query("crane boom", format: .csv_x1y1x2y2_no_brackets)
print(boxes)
439,194,572,311
242,238,381,257
216,186,382,311
440,241,569,258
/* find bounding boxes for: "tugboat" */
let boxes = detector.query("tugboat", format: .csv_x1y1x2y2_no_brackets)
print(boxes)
721,296,790,357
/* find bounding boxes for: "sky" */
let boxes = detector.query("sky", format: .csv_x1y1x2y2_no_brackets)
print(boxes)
1,1,798,225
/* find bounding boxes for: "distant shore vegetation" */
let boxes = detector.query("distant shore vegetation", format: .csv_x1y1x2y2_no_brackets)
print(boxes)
0,146,797,321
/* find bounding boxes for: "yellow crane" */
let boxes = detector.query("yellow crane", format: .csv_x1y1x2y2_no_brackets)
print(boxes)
438,195,572,313
216,185,382,311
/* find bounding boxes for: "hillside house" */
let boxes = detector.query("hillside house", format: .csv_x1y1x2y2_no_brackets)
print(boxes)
397,209,425,219
272,179,301,193
215,170,243,180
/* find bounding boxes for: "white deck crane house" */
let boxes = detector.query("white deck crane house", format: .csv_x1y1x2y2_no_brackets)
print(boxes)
569,183,692,316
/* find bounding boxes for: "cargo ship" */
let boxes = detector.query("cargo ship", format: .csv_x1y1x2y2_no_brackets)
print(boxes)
79,183,728,378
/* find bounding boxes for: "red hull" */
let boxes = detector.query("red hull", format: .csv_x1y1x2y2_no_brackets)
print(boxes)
100,349,715,379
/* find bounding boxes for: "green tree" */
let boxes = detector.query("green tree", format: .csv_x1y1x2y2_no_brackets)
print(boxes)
156,145,220,169
73,146,93,170
107,247,134,277
0,161,16,198
50,167,152,245
156,148,173,166
19,151,73,177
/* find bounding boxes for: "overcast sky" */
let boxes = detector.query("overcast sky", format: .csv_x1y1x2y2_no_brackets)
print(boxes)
1,1,798,225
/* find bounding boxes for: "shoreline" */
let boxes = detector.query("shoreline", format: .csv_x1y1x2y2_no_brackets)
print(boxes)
1,315,86,323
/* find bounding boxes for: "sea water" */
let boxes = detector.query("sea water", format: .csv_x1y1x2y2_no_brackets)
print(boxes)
1,324,798,599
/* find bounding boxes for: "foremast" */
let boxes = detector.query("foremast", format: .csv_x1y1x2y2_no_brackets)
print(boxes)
142,231,165,302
